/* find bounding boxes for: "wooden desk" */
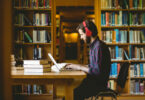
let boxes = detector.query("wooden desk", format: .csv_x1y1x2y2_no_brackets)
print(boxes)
11,71,86,100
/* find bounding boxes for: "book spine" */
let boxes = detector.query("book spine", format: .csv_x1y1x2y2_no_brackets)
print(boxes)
139,82,144,94
38,47,42,59
115,46,118,60
24,32,32,43
115,29,119,43
136,64,140,77
106,12,109,26
134,64,137,77
130,65,134,77
144,63,145,77
33,45,38,60
140,63,143,77
130,80,135,94
129,45,132,59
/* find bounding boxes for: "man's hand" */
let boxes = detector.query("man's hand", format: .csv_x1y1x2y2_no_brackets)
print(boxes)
65,64,81,70
65,64,89,73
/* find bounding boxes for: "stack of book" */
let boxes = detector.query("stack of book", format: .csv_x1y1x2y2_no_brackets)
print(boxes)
11,54,24,74
11,54,16,67
23,60,51,75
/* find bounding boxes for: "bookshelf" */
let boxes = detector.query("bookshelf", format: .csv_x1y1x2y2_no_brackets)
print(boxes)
12,0,54,99
95,0,145,95
13,0,54,61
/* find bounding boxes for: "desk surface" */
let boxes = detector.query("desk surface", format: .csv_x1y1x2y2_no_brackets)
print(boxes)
11,71,86,79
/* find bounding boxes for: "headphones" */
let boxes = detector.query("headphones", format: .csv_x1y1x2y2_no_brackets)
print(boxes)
83,21,92,37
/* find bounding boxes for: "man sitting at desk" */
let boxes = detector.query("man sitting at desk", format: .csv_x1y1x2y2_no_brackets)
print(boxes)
66,20,111,100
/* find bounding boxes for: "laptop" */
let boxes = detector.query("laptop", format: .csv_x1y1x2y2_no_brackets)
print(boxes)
48,53,68,72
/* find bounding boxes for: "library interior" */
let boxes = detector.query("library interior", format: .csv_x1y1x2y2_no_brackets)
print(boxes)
1,0,145,100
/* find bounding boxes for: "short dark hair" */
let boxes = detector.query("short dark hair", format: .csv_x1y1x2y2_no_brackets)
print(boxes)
76,20,98,37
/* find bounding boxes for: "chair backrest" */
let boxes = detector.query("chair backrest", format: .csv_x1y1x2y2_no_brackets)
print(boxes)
117,62,129,88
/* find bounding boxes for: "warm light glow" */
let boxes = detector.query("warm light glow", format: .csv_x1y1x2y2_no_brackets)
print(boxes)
64,33,78,43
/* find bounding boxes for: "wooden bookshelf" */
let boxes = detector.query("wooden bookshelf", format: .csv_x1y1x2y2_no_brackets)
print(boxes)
14,7,52,11
107,43,129,46
129,43,145,45
14,25,52,28
107,43,145,46
111,60,129,63
101,9,145,12
101,9,130,11
13,0,54,60
12,0,55,99
129,9,145,11
129,26,145,29
95,0,145,95
130,77,145,79
15,42,51,45
101,26,129,29
129,60,145,63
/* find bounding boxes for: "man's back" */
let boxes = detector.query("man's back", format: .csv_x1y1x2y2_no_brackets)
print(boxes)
89,38,111,87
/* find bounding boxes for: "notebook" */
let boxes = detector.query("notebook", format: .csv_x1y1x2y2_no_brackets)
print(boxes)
48,53,68,72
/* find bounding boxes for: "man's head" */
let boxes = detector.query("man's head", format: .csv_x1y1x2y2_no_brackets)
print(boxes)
76,20,98,43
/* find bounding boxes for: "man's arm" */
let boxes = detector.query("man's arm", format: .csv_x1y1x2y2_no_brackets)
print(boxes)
65,64,89,73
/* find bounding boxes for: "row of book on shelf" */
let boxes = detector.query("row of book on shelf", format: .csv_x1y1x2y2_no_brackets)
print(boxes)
108,80,145,95
13,84,53,95
14,0,51,8
110,62,145,78
129,45,145,60
101,12,145,26
109,46,127,60
17,30,51,43
102,29,145,43
130,63,145,77
101,0,144,9
15,44,51,60
109,46,145,60
102,30,127,43
130,80,145,94
15,13,51,26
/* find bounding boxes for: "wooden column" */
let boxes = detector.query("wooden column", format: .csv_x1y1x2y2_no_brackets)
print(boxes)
0,0,12,100
53,0,56,57
95,0,101,39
